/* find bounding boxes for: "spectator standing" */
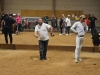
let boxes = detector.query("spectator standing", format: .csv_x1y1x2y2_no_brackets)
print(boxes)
65,15,71,35
1,14,16,44
51,15,57,31
16,13,21,33
59,17,63,35
84,18,90,31
62,14,66,34
88,14,97,35
0,12,6,34
43,14,49,24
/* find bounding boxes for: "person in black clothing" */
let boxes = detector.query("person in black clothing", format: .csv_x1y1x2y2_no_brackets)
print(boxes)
51,16,59,31
1,14,16,44
59,17,63,35
43,14,49,24
51,15,57,31
92,29,99,46
33,20,38,29
88,14,97,35
0,12,6,34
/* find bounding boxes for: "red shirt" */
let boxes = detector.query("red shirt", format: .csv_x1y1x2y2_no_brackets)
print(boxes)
84,19,90,26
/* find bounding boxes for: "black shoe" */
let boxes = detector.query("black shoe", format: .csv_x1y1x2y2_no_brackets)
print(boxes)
43,57,47,60
40,57,43,60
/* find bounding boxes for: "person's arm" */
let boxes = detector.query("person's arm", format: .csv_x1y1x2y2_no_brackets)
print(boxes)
84,23,88,33
49,26,54,35
16,17,18,22
34,31,38,38
12,19,16,32
95,17,98,24
34,26,38,38
70,22,78,34
1,20,4,29
12,24,15,32
46,24,54,36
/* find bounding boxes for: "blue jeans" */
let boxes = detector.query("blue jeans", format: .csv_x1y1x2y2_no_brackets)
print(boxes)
38,40,49,58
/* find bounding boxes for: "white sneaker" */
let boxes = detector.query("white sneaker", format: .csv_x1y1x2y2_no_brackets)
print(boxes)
66,34,68,36
79,58,83,62
62,33,65,34
59,34,62,35
75,59,78,63
12,34,16,35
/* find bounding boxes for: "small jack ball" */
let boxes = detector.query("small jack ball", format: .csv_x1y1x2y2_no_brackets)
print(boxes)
52,34,54,36
94,62,96,65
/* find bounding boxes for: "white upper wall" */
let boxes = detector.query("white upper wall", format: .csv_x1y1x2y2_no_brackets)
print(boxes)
4,0,52,13
56,0,100,19
4,0,100,19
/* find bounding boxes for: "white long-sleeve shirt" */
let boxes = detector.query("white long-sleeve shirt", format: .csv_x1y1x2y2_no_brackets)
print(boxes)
70,21,88,36
65,18,71,26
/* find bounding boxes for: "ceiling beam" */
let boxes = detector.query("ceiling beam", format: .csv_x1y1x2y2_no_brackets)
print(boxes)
0,0,4,12
52,0,55,16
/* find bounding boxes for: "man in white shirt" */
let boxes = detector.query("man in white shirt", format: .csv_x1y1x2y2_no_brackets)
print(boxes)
65,15,71,35
34,18,54,60
70,15,88,63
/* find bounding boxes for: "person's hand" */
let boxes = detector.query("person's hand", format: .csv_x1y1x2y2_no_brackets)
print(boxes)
84,32,86,34
0,28,2,30
50,33,54,37
35,35,38,38
12,29,14,32
75,32,78,34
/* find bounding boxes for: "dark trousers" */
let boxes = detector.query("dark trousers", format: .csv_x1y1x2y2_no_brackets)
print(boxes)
66,26,71,34
60,26,63,34
38,40,49,58
16,24,21,32
44,21,48,24
88,25,91,31
25,25,30,30
91,25,95,35
4,26,12,44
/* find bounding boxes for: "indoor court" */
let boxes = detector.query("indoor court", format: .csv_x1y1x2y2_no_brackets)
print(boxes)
0,50,100,75
0,32,100,75
0,32,93,46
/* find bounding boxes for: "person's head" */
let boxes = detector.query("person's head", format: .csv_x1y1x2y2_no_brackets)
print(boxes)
45,14,47,16
79,15,86,22
62,14,65,17
1,12,7,16
89,14,91,17
13,14,16,17
36,20,38,22
52,15,55,17
3,13,8,18
17,13,21,17
9,13,13,17
91,14,94,17
38,18,43,25
67,15,70,18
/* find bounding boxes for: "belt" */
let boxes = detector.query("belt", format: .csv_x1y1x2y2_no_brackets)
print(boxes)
79,35,84,37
